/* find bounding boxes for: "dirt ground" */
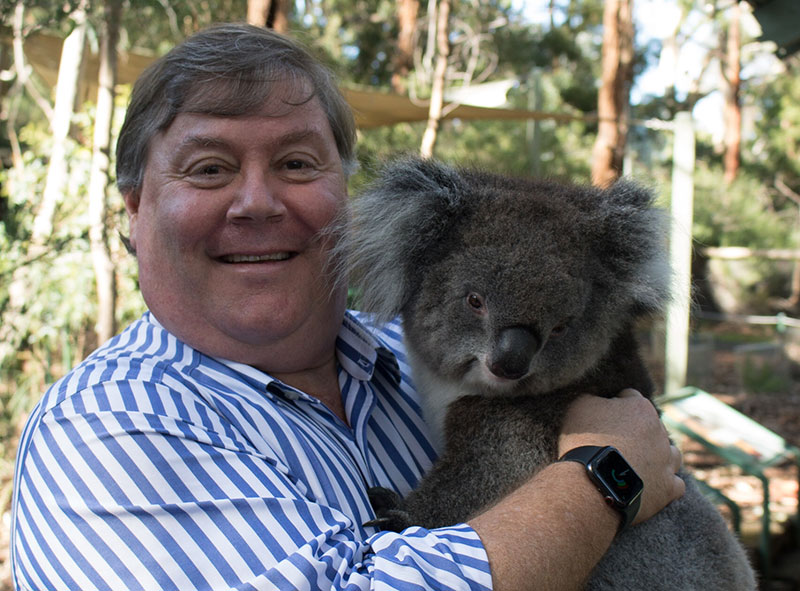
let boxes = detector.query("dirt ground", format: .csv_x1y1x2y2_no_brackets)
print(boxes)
1,328,800,590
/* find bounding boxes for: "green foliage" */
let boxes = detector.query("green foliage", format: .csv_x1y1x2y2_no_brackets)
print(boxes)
300,0,398,87
352,122,425,191
0,109,145,423
354,114,596,188
0,0,86,29
120,0,247,49
747,59,800,192
692,164,798,250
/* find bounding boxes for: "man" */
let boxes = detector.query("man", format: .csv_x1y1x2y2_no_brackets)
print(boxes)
11,23,683,591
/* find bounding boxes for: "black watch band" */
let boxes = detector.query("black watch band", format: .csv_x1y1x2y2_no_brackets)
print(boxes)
558,445,643,533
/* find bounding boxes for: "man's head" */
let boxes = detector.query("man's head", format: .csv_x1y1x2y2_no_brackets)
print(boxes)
116,23,357,195
119,24,354,377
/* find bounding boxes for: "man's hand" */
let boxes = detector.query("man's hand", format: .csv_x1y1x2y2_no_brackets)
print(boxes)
559,389,685,524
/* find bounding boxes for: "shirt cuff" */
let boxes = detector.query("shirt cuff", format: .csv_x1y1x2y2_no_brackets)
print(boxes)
368,523,492,591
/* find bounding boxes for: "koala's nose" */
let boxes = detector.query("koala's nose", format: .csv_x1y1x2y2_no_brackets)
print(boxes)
489,326,540,380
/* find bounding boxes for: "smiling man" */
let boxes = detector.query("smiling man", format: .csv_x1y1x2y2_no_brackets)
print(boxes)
10,24,683,591
126,99,349,416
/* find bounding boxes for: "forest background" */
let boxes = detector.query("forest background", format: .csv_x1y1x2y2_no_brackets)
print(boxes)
0,0,799,566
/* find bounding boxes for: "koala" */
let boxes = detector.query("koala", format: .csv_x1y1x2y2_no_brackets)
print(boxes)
337,156,756,591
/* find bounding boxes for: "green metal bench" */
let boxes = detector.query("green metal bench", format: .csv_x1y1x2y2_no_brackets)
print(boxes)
658,386,800,579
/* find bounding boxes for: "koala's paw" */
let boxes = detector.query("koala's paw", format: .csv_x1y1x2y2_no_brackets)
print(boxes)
363,486,412,532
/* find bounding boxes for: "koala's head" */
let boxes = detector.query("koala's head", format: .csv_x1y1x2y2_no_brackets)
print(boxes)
338,157,670,396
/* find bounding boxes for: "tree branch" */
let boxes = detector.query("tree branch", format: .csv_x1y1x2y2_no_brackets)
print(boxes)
12,2,54,122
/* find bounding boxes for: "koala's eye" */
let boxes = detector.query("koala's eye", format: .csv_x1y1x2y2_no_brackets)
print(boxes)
466,292,485,312
550,321,570,338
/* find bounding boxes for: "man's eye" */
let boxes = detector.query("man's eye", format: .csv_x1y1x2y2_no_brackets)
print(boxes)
184,161,232,187
281,158,321,181
199,164,222,175
186,162,224,177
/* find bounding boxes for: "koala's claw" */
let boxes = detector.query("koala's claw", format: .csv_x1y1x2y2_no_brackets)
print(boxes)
367,486,402,512
362,516,392,529
363,509,413,532
365,487,412,532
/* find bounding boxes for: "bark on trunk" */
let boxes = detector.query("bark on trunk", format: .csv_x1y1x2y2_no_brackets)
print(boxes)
248,0,290,33
420,0,451,158
391,0,420,94
591,0,634,188
88,0,122,344
723,1,741,185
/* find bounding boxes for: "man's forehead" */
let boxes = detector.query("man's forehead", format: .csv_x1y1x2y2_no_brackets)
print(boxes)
157,100,335,150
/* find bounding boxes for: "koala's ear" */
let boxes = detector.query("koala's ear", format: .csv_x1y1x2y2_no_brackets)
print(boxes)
336,156,466,321
591,180,673,313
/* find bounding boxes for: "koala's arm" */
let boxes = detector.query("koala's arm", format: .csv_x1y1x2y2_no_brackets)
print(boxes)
468,391,684,591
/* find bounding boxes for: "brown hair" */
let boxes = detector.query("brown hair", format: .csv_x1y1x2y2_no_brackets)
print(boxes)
116,23,357,194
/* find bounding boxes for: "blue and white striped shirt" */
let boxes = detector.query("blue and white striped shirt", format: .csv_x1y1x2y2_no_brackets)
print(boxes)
11,311,492,591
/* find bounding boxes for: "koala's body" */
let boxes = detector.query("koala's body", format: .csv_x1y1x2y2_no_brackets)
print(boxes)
339,157,756,590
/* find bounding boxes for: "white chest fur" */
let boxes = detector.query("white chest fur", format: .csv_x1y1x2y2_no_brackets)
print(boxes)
406,347,473,454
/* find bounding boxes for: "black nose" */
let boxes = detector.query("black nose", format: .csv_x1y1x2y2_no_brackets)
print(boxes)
488,326,540,380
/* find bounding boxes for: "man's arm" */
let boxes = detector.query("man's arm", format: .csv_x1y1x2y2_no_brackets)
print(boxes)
11,387,492,591
470,389,684,591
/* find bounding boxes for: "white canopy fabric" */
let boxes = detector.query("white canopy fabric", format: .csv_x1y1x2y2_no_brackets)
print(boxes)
17,31,585,129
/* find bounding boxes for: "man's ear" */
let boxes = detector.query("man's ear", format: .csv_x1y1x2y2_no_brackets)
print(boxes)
122,190,141,254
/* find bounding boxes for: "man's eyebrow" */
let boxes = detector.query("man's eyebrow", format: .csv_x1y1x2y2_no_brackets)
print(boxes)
168,136,232,165
176,135,231,152
270,127,328,147
173,128,328,157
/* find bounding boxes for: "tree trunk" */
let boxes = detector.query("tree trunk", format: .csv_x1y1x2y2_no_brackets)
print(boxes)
88,0,122,344
722,1,741,185
34,3,88,241
420,0,451,158
391,0,419,94
248,0,290,33
247,0,269,25
591,0,634,188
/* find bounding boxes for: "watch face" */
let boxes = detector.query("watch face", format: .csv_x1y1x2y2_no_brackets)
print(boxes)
592,448,643,505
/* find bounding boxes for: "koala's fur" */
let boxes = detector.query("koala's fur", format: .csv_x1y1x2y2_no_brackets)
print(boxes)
337,157,756,590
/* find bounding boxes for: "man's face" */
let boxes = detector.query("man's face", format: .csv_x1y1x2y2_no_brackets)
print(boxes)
124,92,349,370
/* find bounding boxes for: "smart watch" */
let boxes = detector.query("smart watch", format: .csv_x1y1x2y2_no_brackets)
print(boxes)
558,445,643,533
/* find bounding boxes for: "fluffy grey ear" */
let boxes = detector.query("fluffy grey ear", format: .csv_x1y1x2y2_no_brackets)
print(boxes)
591,180,673,313
336,156,466,321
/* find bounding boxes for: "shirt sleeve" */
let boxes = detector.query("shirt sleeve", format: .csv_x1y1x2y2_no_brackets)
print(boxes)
11,383,492,591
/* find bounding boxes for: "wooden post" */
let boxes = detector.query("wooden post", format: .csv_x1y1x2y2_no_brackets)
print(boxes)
664,111,696,396
526,69,542,176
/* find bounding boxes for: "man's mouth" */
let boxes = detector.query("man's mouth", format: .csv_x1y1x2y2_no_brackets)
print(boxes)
220,252,294,263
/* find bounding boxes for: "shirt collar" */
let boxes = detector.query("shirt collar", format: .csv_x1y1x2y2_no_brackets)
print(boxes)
336,311,401,384
160,310,401,399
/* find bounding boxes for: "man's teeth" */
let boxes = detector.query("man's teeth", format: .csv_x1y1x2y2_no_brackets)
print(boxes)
224,253,291,263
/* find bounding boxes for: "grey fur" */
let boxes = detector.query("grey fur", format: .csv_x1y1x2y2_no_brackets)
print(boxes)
337,156,756,590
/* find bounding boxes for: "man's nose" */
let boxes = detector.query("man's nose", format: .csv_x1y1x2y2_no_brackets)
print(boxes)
227,169,288,222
